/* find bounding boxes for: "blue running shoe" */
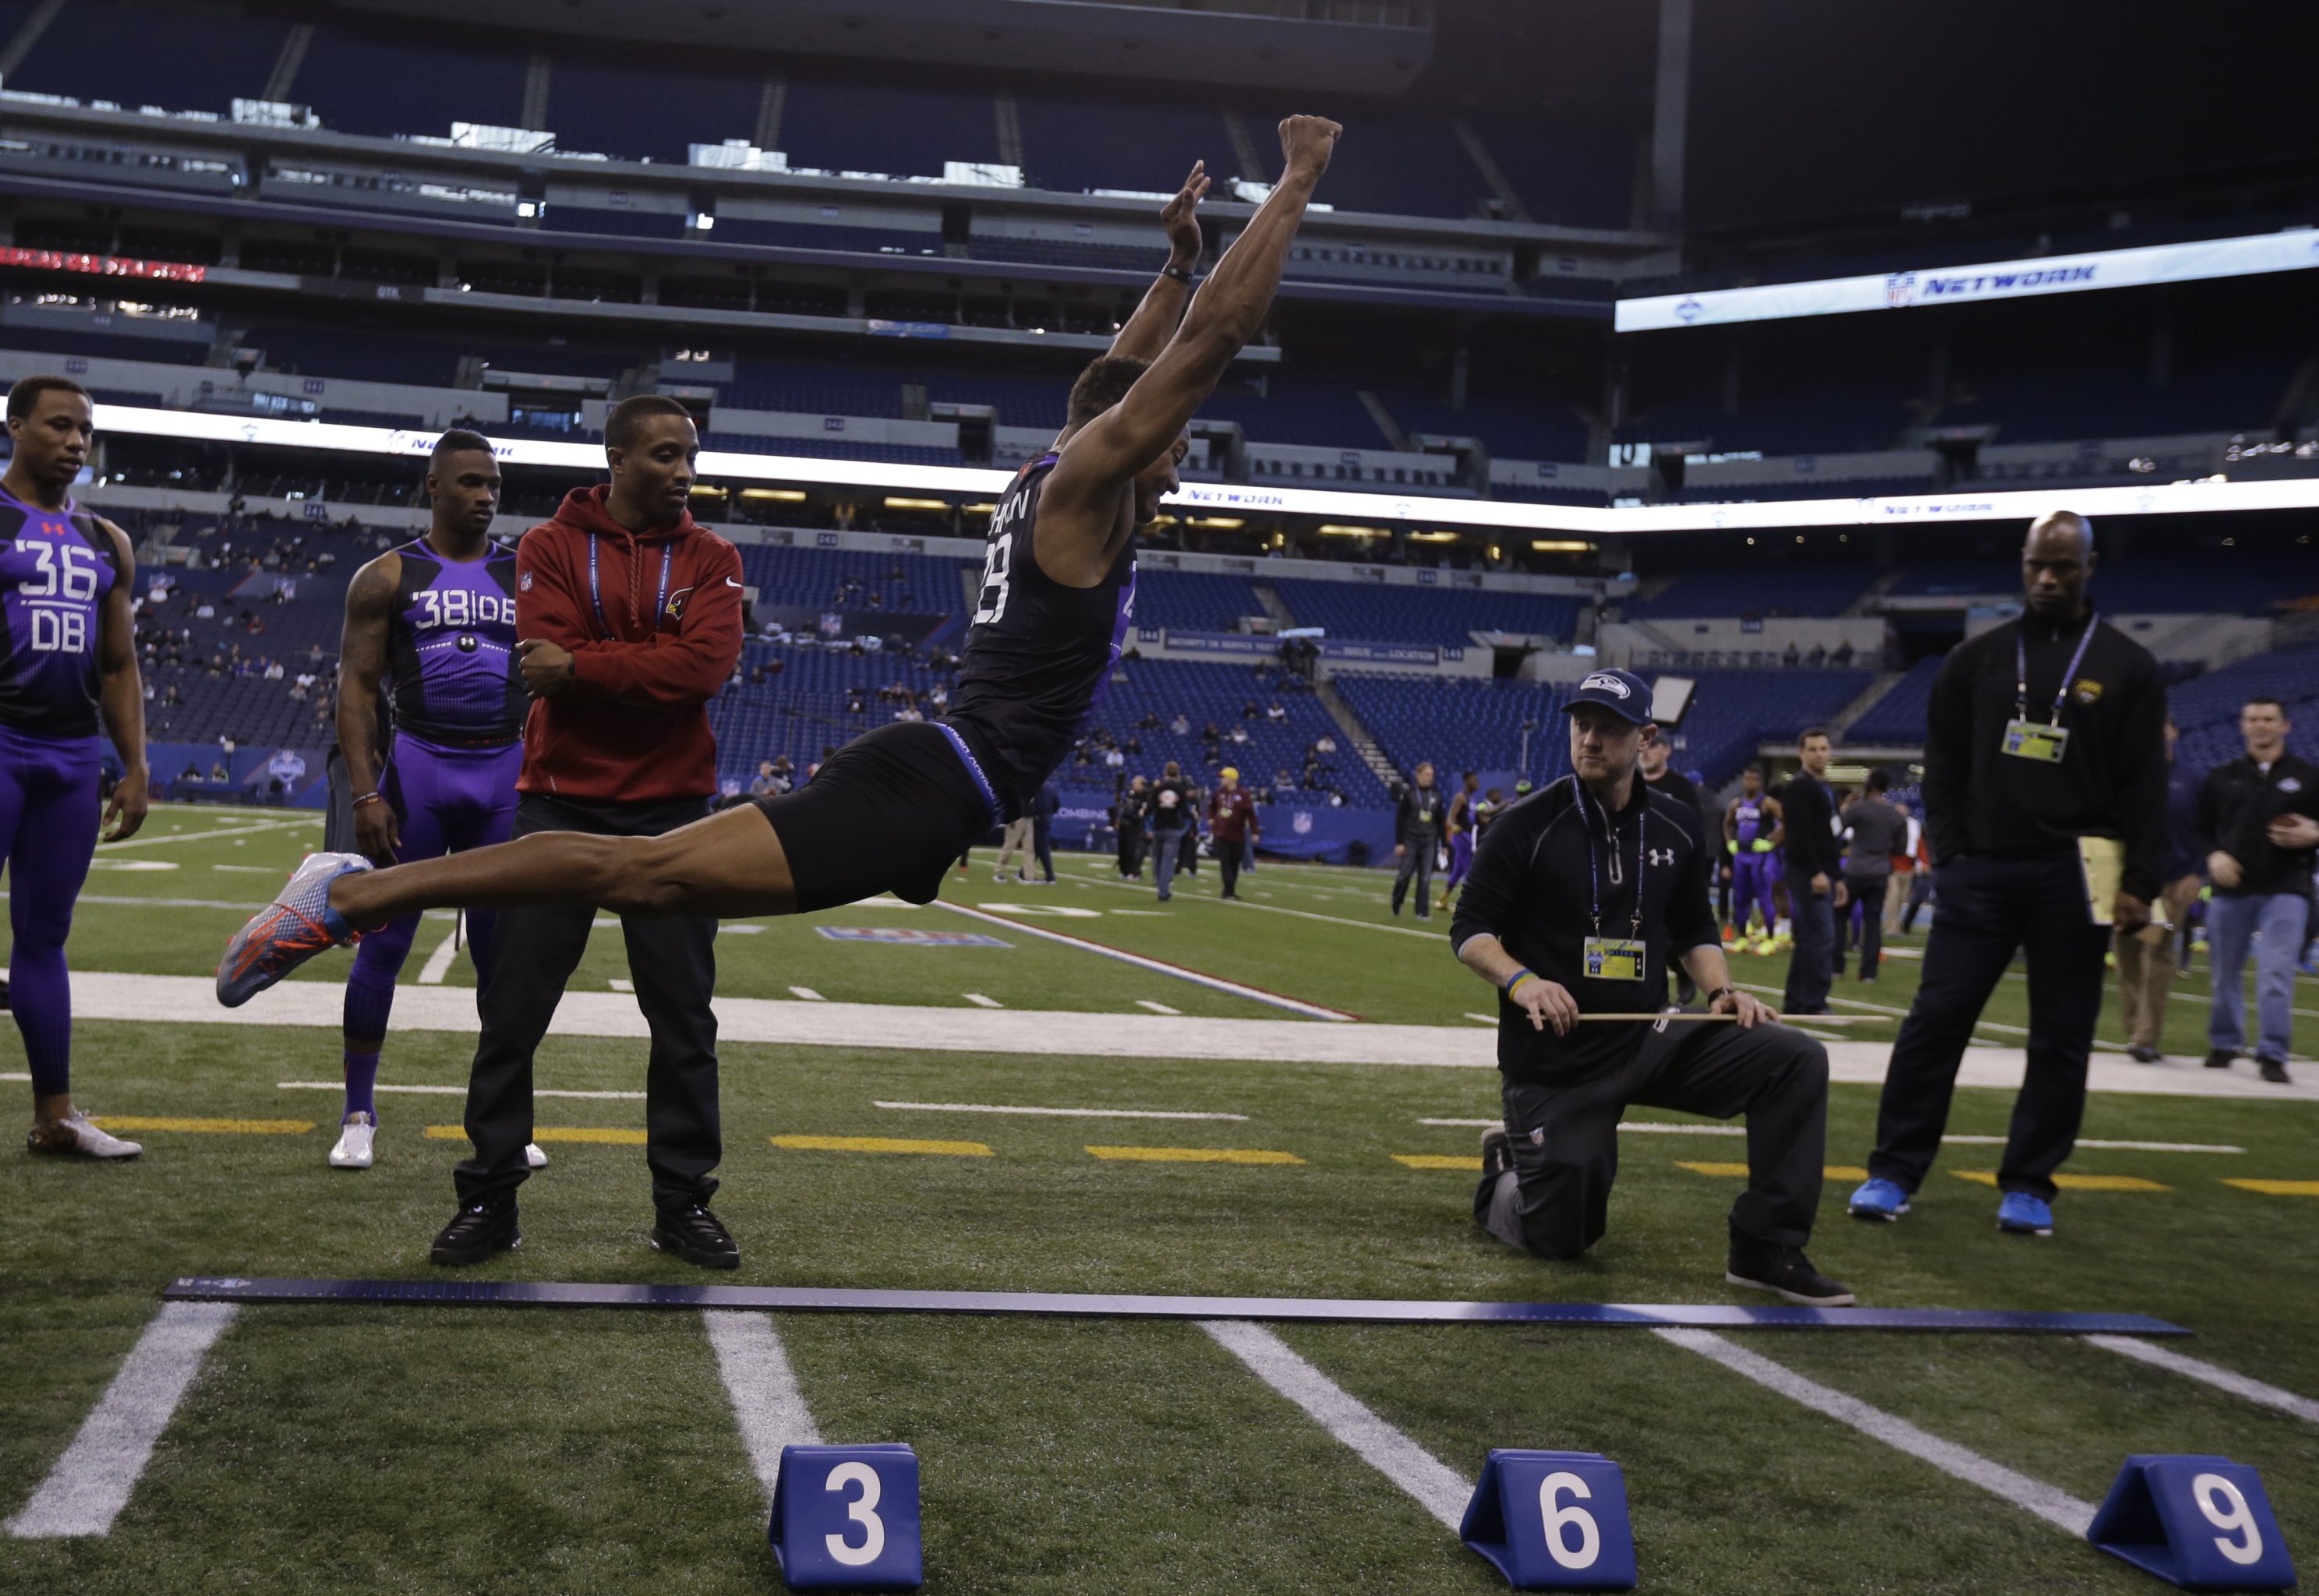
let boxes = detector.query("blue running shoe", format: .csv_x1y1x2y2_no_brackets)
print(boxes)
1847,1177,1910,1221
1996,1191,2053,1236
217,851,373,1008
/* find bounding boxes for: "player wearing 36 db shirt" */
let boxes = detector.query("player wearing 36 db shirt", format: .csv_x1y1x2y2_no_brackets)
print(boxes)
2,376,151,1161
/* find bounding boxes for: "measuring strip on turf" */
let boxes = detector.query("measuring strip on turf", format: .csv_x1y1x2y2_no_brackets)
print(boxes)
279,1081,648,1100
91,1116,313,1135
933,900,1359,1021
423,1125,645,1145
1086,1145,1303,1164
156,1276,2188,1334
1950,1171,2169,1192
773,1134,993,1156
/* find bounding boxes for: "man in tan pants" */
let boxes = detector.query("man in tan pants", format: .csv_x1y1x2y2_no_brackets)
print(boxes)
992,812,1037,883
2117,716,2204,1063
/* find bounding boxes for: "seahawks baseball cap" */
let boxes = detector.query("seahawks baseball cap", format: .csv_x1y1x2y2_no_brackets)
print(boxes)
1560,668,1655,726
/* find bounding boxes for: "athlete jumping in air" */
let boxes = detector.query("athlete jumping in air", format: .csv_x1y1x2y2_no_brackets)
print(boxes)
217,118,1342,1006
1724,764,1784,953
326,430,542,1172
3,377,150,1157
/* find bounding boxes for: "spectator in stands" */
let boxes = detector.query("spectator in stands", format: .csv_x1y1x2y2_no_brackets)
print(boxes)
1835,772,1904,983
1779,730,1844,1015
2116,715,2202,1063
1782,641,1801,669
1266,701,1287,722
1391,763,1448,920
208,759,229,784
2197,697,2319,1083
179,761,203,790
1456,669,1849,1305
1170,712,1191,736
1851,511,2165,1238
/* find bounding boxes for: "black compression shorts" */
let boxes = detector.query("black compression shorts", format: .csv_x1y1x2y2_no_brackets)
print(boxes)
753,721,1002,913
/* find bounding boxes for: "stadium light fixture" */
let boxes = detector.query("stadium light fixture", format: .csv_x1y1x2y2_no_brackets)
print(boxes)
740,488,808,501
1530,538,1594,552
1317,523,1387,537
882,496,950,510
1183,516,1245,528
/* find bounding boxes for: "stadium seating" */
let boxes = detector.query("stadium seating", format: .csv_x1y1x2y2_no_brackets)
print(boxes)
1623,565,1875,620
780,79,1002,178
291,25,528,139
1843,656,1945,742
1130,571,1269,634
12,0,284,111
1271,579,1584,645
0,324,208,365
1377,387,1592,461
1192,377,1392,449
1338,668,1873,793
739,546,970,615
1475,116,1635,231
543,60,764,167
1015,97,1228,198
2165,644,2319,773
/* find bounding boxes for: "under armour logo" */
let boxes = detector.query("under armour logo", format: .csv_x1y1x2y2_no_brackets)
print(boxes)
1649,847,1674,867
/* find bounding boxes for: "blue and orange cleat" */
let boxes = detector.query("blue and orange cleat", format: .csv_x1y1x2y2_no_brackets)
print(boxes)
216,851,374,1008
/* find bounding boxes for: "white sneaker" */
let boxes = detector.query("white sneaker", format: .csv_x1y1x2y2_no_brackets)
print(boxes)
992,870,1006,882
525,1142,550,1169
27,1110,142,1160
328,1112,376,1170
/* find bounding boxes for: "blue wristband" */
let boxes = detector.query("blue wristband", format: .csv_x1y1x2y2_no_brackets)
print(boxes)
1502,968,1537,997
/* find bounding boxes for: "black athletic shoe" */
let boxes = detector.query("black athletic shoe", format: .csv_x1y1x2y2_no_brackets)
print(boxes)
1479,1125,1515,1181
652,1203,741,1269
2258,1057,2293,1085
2204,1048,2236,1070
1725,1238,1856,1307
430,1198,519,1266
2126,1044,2162,1065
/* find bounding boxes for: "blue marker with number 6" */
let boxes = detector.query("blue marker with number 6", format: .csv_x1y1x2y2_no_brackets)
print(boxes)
1461,1449,1637,1591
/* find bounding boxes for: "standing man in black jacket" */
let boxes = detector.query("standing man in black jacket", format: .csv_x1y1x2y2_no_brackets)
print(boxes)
2196,697,2319,1082
1455,669,1850,1305
1849,511,2165,1238
1780,729,1844,1015
1391,761,1448,920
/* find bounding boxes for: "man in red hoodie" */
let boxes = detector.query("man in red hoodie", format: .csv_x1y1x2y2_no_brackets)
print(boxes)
446,393,743,1268
220,118,1343,1231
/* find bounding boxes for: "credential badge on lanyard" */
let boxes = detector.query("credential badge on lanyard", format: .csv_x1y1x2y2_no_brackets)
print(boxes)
1578,783,1648,981
2001,612,2097,765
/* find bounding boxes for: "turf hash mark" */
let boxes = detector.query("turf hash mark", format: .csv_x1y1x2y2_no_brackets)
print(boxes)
2084,1334,2319,1426
1392,1154,1481,1171
1950,1171,2169,1192
2224,1178,2319,1195
1086,1146,1305,1164
5,1301,239,1538
872,1100,1249,1121
773,1135,995,1157
704,1312,822,1498
1680,1161,1871,1180
1201,1320,1472,1531
1655,1328,2099,1535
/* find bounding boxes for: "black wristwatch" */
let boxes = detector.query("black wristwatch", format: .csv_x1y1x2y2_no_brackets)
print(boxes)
1706,986,1735,1005
1161,263,1194,284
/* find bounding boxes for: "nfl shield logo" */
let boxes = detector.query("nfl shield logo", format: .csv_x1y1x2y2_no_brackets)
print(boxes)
519,570,533,591
1886,271,1917,308
1292,811,1313,835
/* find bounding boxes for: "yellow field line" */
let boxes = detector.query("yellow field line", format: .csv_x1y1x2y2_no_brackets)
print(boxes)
1949,1171,2169,1192
424,1125,647,1145
1086,1145,1304,1164
2222,1178,2319,1197
1679,1160,1868,1180
90,1116,313,1135
1393,1153,1481,1171
772,1134,992,1156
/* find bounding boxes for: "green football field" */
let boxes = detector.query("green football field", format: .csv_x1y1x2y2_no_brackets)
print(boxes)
3,803,2316,1593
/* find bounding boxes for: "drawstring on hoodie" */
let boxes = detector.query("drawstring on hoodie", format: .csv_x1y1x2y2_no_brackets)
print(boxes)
587,533,675,641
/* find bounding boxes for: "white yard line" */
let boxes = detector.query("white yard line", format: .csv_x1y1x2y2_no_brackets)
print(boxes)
1656,1329,2095,1535
1063,863,1441,941
1943,1135,2243,1153
278,1081,645,1100
703,1312,822,1499
74,973,2319,1096
98,819,314,851
6,1301,238,1538
788,987,825,1002
1135,999,1182,1015
962,992,1003,1008
874,1100,1248,1121
1,1072,25,1082
414,918,463,985
1201,1320,1470,1531
936,901,1358,1021
2084,1335,2319,1425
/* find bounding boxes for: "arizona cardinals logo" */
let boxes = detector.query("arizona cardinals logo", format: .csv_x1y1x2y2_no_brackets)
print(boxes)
666,586,693,622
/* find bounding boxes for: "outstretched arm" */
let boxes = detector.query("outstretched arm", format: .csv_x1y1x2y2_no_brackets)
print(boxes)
1044,116,1341,521
1105,162,1210,366
336,553,401,860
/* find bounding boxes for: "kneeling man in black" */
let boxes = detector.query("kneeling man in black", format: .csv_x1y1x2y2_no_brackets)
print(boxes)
1453,669,1854,1306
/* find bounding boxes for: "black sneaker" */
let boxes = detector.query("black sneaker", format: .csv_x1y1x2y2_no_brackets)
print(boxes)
2126,1044,2162,1065
1725,1238,1856,1307
651,1203,741,1270
1479,1126,1514,1181
2258,1057,2293,1085
430,1198,519,1266
2204,1048,2236,1069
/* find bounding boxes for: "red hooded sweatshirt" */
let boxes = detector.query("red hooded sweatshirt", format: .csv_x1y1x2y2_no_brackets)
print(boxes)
514,485,744,803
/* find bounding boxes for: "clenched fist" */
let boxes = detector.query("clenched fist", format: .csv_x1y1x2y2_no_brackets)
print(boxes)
1277,115,1342,179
